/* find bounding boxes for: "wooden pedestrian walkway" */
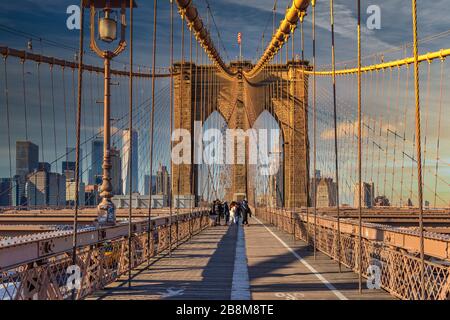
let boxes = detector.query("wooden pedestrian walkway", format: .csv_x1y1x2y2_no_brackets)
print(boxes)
88,217,394,300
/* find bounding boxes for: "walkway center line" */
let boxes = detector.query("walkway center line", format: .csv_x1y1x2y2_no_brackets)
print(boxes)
230,225,251,300
253,216,348,300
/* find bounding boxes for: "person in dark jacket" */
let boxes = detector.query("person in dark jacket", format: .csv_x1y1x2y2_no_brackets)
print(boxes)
213,199,223,225
210,200,218,226
235,202,242,224
223,201,230,225
241,200,252,226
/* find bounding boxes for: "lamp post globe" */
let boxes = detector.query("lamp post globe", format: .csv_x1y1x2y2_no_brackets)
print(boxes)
99,8,117,43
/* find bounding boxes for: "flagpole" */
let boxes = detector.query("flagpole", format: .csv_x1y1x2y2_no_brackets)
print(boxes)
240,42,242,62
238,32,242,62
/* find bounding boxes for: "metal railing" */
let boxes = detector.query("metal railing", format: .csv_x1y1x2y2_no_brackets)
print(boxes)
0,210,210,300
256,207,450,300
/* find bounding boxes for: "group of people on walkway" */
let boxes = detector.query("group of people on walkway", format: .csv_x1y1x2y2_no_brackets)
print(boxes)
210,199,252,227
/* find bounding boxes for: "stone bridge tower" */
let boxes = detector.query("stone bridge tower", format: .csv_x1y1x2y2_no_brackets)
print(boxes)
172,60,310,208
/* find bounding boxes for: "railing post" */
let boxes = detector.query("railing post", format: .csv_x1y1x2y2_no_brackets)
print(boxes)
176,215,179,247
292,211,296,241
189,212,192,240
168,218,172,257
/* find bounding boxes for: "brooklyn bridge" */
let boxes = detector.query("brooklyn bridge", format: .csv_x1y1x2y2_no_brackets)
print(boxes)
0,0,449,300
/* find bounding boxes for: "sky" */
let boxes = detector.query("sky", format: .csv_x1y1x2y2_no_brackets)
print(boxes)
1,1,449,69
0,0,448,206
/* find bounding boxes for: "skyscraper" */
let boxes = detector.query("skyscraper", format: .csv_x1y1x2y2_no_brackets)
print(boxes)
26,168,65,207
0,178,11,206
16,141,39,177
267,174,278,207
15,141,39,206
63,147,83,182
26,170,47,207
85,184,100,206
354,182,375,208
47,172,66,206
156,164,170,196
316,178,337,207
143,175,157,195
310,170,322,206
62,161,76,180
11,175,25,207
122,129,139,195
110,147,122,196
66,180,85,206
89,139,103,185
144,175,150,195
38,162,51,172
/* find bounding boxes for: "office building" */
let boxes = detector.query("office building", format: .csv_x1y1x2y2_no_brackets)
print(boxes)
16,141,39,177
156,164,170,196
143,175,157,196
66,181,85,206
11,175,26,207
62,161,76,172
85,184,100,206
143,174,153,196
26,170,47,206
110,147,122,196
64,147,83,182
144,175,150,195
310,171,323,205
89,139,103,185
122,129,138,195
267,173,282,207
26,169,65,207
0,178,11,206
38,162,51,173
48,172,66,206
354,182,375,208
316,178,337,207
62,161,76,180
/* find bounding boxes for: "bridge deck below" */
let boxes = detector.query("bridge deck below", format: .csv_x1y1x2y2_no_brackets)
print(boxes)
88,217,393,300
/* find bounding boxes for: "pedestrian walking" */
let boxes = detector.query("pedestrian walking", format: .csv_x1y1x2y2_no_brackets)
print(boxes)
241,200,252,226
210,200,219,226
229,202,238,225
235,202,242,225
213,199,223,226
223,201,230,225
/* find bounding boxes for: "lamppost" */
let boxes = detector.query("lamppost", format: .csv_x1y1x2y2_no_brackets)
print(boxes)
84,0,136,225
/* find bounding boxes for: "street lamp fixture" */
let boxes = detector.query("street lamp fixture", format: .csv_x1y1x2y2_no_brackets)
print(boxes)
83,0,137,225
98,7,118,43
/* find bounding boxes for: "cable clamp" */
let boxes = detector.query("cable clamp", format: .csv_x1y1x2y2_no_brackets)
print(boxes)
438,49,446,61
290,24,297,33
187,21,195,31
179,8,187,19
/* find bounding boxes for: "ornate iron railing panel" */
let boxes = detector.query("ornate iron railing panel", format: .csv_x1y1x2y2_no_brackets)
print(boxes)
0,211,209,300
256,207,450,300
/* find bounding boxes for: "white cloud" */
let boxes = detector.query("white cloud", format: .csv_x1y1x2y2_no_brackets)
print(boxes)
320,120,397,141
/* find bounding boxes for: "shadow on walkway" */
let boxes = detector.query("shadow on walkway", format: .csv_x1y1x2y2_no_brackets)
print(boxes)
89,225,238,300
